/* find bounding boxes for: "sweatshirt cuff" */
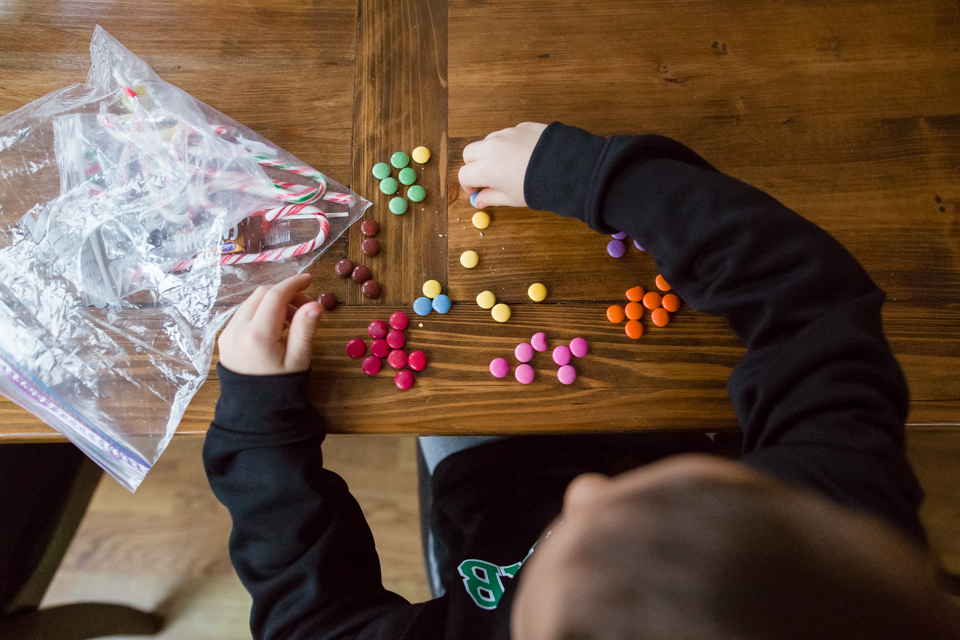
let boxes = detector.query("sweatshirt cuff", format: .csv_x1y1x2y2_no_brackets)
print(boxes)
524,122,614,233
213,363,324,439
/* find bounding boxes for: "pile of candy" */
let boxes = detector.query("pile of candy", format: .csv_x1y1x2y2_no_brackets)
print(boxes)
333,220,383,298
371,147,430,214
413,279,452,316
345,311,427,390
606,276,681,339
489,333,588,385
606,231,644,258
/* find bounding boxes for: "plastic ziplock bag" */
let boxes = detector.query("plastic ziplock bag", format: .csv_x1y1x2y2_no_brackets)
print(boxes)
0,26,369,490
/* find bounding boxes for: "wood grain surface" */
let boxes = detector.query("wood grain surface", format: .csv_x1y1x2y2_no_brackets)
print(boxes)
0,0,958,441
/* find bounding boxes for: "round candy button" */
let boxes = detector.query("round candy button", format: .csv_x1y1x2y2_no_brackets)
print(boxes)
651,308,670,327
362,280,382,299
625,286,644,302
361,238,380,256
655,275,671,291
412,146,431,164
422,280,442,298
391,151,409,169
491,303,511,323
460,250,479,269
335,258,354,277
379,177,399,195
569,337,588,358
389,197,408,215
389,311,409,330
611,231,627,240
625,301,643,320
372,162,391,179
531,332,548,352
413,297,433,316
432,294,452,314
489,357,510,379
362,355,382,376
319,292,338,311
515,364,535,384
625,320,643,339
557,365,577,385
469,192,479,208
398,167,417,185
407,185,426,202
476,290,496,309
634,239,644,251
371,339,389,358
387,349,408,369
408,350,427,371
386,329,406,349
472,211,490,229
515,342,535,363
662,293,680,313
346,338,366,358
527,283,547,302
360,219,379,236
607,239,626,258
395,369,415,390
368,321,388,340
607,305,625,323
552,345,572,366
643,291,662,310
351,265,372,283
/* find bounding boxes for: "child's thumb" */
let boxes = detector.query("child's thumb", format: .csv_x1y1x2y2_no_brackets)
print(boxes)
285,302,322,372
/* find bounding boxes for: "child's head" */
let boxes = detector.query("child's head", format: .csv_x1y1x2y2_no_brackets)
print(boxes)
511,455,960,640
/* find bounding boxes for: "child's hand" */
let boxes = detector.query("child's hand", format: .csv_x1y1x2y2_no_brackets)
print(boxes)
458,122,548,209
218,273,322,376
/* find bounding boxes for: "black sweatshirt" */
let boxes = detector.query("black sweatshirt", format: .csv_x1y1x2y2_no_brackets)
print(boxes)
204,122,925,640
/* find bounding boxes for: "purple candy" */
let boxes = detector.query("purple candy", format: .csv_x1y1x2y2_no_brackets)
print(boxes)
611,231,627,240
633,239,644,251
569,337,589,358
607,239,626,258
557,364,577,385
515,363,535,384
515,342,535,363
552,345,572,366
531,332,548,352
490,357,510,379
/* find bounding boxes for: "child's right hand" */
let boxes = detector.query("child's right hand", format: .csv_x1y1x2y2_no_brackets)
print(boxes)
458,122,548,209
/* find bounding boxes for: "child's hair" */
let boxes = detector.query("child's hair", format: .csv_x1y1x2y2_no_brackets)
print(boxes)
553,474,960,640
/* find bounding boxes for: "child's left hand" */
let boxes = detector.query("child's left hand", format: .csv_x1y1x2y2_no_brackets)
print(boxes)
218,273,323,376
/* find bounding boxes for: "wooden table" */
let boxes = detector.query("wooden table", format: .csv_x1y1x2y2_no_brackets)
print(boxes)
1,0,958,441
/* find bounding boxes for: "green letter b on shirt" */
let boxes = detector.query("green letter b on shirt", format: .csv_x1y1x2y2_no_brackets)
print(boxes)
458,559,506,610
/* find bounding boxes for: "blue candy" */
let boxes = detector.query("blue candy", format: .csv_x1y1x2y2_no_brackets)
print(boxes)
469,192,478,208
413,296,433,316
432,294,452,314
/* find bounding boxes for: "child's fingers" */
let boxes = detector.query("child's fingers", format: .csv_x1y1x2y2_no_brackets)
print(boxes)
462,139,488,164
458,161,487,193
470,187,511,209
253,273,312,339
232,284,272,325
284,301,322,372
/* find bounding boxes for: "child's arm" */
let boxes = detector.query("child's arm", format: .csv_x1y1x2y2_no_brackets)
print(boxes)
460,123,925,544
203,274,411,639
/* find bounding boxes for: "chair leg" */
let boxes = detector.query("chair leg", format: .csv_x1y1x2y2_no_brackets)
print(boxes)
0,602,163,640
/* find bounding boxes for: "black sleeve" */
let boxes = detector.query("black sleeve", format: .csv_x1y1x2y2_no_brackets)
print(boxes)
524,122,925,544
203,364,412,640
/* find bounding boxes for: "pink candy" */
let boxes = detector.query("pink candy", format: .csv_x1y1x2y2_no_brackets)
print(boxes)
371,339,389,358
346,339,366,358
557,365,577,385
368,321,388,340
515,364,535,384
531,332,548,352
395,370,415,390
389,311,409,331
569,337,588,358
387,349,408,370
515,342,535,363
408,350,427,371
552,345,572,366
490,357,510,379
386,329,406,349
362,356,382,376
348,313,426,390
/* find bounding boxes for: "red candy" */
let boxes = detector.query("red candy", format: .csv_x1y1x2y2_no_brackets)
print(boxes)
408,350,427,371
346,339,366,358
389,311,409,331
371,339,389,358
395,369,415,390
368,321,388,340
386,329,406,349
362,356,382,376
387,349,408,369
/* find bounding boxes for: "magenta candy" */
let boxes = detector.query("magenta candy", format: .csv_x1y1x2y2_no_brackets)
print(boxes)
611,231,627,240
607,239,626,258
515,342,535,363
362,355,382,376
386,329,406,349
395,369,415,390
387,349,408,369
490,357,510,379
408,350,427,371
531,332,548,352
515,363,535,384
370,339,389,358
569,337,589,358
557,364,577,385
368,320,388,340
552,345,572,366
346,338,366,358
389,311,409,331
634,239,644,251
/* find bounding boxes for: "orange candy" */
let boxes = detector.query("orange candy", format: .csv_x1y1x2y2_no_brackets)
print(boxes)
655,275,671,291
624,301,644,320
625,319,643,339
625,286,645,302
651,308,670,327
642,291,662,310
607,304,626,323
662,293,680,313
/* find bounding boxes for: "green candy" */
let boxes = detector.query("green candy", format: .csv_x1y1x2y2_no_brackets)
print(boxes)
389,197,408,215
390,151,409,169
379,177,399,195
406,185,426,202
398,167,417,185
372,162,391,179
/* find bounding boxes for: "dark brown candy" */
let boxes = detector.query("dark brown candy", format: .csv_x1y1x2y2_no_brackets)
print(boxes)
361,279,382,298
361,238,380,256
319,292,338,311
335,258,354,277
351,265,372,283
360,219,379,236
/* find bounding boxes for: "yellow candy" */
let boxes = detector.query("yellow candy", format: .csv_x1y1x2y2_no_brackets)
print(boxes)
460,250,479,269
492,303,512,323
476,290,496,309
528,283,548,302
471,211,491,230
412,146,431,164
422,279,442,298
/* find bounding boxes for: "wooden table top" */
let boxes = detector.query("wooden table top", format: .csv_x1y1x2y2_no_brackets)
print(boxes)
1,0,958,441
